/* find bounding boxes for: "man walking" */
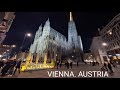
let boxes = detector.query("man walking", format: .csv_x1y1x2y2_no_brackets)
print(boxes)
13,60,22,75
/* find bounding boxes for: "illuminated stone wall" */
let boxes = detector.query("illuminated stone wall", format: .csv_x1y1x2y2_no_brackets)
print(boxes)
29,14,83,64
0,12,15,44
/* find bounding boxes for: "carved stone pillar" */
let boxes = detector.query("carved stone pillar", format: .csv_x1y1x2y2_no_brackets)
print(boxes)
43,53,47,64
36,53,39,64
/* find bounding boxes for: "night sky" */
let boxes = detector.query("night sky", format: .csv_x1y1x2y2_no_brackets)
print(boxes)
3,12,119,52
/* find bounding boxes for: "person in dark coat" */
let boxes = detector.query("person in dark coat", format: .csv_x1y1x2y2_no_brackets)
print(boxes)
59,61,62,68
65,62,67,68
56,60,59,69
112,62,117,68
66,61,69,69
13,60,22,75
101,63,108,71
77,61,79,66
92,62,95,66
8,59,17,76
1,60,11,77
108,63,114,73
0,60,4,69
70,61,73,69
64,60,67,68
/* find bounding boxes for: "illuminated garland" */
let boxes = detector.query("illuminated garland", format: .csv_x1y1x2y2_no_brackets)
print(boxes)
21,63,55,71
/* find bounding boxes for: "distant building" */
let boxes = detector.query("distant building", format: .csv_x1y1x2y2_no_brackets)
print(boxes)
90,36,109,64
0,12,15,44
29,12,83,64
0,44,15,60
84,52,95,63
99,13,120,62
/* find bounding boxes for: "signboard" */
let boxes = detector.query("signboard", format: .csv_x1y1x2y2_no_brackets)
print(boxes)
21,63,55,71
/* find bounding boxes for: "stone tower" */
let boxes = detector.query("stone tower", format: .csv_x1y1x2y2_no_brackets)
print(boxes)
68,12,83,62
68,12,79,49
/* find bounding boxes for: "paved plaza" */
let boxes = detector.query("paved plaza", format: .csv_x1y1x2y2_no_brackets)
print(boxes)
1,64,120,78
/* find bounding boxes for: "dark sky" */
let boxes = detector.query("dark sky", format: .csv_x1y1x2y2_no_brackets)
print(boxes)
3,12,119,51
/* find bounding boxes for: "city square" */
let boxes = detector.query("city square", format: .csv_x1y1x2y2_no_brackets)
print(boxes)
1,64,120,78
0,12,120,78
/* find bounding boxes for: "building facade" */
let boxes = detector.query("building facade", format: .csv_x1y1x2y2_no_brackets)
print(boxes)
29,12,83,64
0,44,15,60
99,13,120,63
0,12,15,44
90,36,109,64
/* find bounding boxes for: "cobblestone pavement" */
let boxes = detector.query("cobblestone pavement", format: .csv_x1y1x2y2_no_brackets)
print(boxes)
1,64,120,78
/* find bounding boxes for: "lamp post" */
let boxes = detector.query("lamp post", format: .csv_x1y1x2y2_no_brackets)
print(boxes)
18,33,32,59
12,45,16,48
20,33,32,51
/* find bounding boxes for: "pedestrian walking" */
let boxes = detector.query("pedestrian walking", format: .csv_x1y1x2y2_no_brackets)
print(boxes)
1,60,11,77
59,61,62,68
101,63,108,71
77,61,79,66
56,60,59,69
68,58,72,69
65,60,67,68
66,61,69,69
13,60,22,75
8,59,17,76
112,62,117,68
108,62,114,73
0,60,4,70
70,61,73,69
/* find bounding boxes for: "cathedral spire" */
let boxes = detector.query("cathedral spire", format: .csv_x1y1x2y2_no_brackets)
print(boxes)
45,18,50,25
39,24,42,28
70,12,73,21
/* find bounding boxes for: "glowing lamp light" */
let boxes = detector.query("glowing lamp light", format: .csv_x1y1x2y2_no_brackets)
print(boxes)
4,52,6,54
102,43,107,46
109,31,112,35
2,59,6,61
26,33,31,37
0,55,2,58
12,45,16,48
72,56,74,58
7,49,9,52
107,29,112,35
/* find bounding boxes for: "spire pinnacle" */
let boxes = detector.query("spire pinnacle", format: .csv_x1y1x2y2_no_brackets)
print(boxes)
45,18,50,25
39,24,42,30
70,12,73,21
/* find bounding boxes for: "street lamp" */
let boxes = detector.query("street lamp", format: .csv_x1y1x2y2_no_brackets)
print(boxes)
0,55,2,58
7,49,9,52
12,45,16,48
18,33,32,59
20,33,32,50
107,29,112,35
102,42,108,46
26,33,31,37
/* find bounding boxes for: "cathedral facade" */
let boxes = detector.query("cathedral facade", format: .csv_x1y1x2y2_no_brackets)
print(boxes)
29,12,83,64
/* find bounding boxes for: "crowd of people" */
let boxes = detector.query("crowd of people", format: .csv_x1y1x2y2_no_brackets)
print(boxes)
0,58,22,77
56,58,78,69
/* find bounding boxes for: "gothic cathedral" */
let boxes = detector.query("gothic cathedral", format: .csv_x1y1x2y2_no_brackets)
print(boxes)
29,12,83,64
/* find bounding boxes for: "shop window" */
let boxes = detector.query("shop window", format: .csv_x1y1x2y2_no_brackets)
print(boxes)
103,56,107,61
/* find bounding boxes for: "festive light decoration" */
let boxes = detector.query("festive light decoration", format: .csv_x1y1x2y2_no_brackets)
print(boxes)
21,52,55,71
21,63,55,71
